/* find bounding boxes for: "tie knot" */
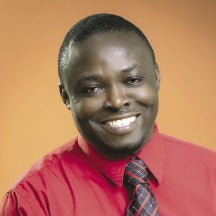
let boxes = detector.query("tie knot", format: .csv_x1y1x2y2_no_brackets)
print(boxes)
124,158,149,190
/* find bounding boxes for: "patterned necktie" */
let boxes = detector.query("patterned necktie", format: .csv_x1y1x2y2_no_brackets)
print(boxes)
123,158,159,216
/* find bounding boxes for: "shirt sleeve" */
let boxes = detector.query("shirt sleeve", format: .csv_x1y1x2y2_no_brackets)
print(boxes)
0,190,38,216
0,191,20,216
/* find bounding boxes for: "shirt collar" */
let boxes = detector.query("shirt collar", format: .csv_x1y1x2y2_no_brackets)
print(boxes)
78,124,164,187
136,124,165,184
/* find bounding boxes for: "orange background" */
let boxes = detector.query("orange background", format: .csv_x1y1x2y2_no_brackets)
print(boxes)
1,0,215,199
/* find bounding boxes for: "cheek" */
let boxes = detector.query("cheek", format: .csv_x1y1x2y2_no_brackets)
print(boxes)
72,97,103,120
131,86,158,106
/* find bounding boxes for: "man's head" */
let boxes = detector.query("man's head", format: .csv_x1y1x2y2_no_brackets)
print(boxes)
58,14,160,159
58,13,156,82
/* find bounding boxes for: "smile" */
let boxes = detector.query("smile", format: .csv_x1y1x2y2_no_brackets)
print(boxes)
104,116,137,128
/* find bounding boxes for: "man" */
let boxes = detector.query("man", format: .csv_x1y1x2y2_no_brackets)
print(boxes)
1,13,216,215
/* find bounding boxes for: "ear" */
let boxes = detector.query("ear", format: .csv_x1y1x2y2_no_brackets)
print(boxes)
154,63,160,91
58,83,71,110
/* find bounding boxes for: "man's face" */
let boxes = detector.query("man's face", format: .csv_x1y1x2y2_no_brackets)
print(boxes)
61,31,160,159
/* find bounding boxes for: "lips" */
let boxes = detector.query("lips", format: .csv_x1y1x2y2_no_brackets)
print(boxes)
98,114,140,136
104,116,136,128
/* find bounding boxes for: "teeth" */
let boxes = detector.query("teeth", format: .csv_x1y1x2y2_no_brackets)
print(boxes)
105,116,136,128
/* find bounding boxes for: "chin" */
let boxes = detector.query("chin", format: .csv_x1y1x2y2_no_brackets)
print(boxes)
97,139,145,159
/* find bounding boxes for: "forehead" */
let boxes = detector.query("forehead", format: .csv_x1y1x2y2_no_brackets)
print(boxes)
77,31,151,59
63,31,154,83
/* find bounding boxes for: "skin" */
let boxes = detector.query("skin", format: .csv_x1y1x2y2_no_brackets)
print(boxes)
59,31,160,159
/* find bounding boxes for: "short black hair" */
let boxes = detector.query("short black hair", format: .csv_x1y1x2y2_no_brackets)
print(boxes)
58,13,155,81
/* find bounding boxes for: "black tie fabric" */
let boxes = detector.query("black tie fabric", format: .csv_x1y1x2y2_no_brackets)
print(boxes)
123,158,159,216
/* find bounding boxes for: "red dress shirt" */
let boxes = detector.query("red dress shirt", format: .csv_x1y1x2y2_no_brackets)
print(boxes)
1,125,216,215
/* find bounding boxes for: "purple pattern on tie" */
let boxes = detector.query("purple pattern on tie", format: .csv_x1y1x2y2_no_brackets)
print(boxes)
124,158,159,216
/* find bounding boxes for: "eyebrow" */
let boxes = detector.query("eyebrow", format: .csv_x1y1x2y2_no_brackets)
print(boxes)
80,75,97,81
121,63,138,73
77,75,98,84
77,64,139,83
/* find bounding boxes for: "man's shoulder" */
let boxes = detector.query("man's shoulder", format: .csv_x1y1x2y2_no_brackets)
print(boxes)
11,138,81,191
159,133,216,162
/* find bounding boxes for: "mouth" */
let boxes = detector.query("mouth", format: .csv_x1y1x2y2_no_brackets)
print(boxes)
97,114,140,136
104,116,137,128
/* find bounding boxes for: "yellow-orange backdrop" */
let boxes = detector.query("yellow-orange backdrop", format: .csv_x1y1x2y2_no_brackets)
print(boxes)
1,0,216,199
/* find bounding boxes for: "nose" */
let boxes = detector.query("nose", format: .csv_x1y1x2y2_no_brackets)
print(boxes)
104,85,130,110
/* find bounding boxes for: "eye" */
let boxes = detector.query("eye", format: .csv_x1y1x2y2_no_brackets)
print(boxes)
83,85,103,94
125,76,143,86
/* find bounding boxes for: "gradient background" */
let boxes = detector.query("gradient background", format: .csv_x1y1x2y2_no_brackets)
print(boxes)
1,0,215,199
